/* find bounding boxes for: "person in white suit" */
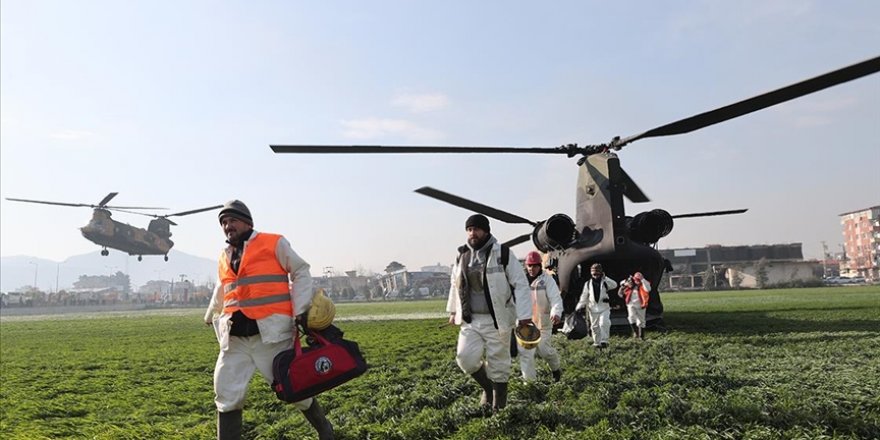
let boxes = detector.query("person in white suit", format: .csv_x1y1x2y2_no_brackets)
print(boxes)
575,263,618,348
447,214,533,411
517,251,564,382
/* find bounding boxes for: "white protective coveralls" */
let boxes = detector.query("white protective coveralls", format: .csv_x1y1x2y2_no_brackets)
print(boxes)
518,271,564,381
204,231,316,412
447,239,533,383
575,276,618,346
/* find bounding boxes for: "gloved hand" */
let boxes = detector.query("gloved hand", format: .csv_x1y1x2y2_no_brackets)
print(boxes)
296,312,308,326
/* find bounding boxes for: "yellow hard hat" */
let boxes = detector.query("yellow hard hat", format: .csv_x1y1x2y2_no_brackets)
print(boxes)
515,323,541,350
307,288,336,330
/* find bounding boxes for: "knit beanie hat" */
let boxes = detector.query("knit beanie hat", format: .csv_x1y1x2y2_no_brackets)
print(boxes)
465,214,490,233
218,199,253,226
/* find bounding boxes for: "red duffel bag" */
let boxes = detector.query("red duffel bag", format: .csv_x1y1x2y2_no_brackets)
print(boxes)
271,324,368,403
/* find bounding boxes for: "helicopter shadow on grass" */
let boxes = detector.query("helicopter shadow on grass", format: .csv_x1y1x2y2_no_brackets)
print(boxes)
662,307,880,337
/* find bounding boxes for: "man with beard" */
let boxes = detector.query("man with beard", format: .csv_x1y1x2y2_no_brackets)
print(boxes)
204,200,334,440
517,251,564,382
447,214,533,412
575,263,618,349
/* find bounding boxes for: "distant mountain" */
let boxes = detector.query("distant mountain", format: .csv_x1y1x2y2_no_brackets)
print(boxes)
0,250,217,292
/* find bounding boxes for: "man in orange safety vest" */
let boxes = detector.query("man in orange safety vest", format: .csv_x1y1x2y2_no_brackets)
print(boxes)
204,200,333,440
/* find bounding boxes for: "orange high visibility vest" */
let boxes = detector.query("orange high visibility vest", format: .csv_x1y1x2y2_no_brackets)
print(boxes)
624,282,650,309
220,233,293,319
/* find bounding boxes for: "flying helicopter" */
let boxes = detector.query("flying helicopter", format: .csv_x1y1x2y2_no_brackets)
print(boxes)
6,193,222,261
270,56,880,328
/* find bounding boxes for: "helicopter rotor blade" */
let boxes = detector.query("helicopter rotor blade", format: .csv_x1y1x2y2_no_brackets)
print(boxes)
415,187,537,226
671,209,748,219
271,145,566,154
164,204,224,218
106,208,158,217
616,55,880,148
105,204,222,220
6,197,97,208
97,192,118,207
103,205,167,210
618,167,650,203
6,197,164,210
503,233,533,248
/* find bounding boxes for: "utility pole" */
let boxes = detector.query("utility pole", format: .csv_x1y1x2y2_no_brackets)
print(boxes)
821,241,829,278
180,274,188,303
29,261,38,291
55,262,63,293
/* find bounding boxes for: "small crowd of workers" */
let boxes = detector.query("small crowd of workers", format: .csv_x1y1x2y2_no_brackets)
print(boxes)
448,213,652,413
203,201,653,440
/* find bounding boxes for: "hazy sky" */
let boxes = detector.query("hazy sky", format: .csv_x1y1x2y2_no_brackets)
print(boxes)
2,1,878,275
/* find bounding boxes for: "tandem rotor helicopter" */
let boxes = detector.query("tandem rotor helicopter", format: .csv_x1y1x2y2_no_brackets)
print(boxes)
271,56,880,327
6,193,222,261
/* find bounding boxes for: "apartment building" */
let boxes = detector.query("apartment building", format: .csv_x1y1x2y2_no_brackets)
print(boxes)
839,205,880,281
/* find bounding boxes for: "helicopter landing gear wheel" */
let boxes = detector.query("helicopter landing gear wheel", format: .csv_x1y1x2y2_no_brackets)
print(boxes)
164,255,168,262
101,249,109,256
138,255,143,262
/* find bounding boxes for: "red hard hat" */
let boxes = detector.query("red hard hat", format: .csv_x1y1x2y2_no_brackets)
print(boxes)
525,251,542,266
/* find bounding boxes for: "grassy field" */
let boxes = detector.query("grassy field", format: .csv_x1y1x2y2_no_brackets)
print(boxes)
1,286,878,439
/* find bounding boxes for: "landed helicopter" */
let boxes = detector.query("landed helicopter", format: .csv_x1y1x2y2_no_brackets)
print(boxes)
6,193,222,261
270,56,880,328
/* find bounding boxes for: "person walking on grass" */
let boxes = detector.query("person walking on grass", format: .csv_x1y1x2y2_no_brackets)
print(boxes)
204,200,334,440
447,214,534,411
620,271,651,339
517,250,564,382
575,263,618,349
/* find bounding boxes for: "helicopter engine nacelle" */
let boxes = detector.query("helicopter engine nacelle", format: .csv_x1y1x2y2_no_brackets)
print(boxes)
627,209,674,245
532,213,576,252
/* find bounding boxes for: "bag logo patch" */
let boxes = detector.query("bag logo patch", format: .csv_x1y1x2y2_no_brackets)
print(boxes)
314,356,333,375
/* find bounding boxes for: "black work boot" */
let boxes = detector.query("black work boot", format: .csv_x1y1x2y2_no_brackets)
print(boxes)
301,398,334,440
492,382,508,412
217,409,242,440
551,369,562,382
630,323,638,338
470,366,494,408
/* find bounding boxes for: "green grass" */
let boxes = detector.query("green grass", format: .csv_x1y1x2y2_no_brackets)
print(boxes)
2,287,878,439
333,298,447,317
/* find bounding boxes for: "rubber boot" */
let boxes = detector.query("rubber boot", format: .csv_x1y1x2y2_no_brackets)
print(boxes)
302,399,334,440
630,323,638,339
492,382,508,412
217,409,242,440
551,369,562,382
470,366,494,408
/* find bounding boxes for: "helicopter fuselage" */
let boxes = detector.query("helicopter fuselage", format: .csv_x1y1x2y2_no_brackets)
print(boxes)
548,153,667,327
80,209,174,257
